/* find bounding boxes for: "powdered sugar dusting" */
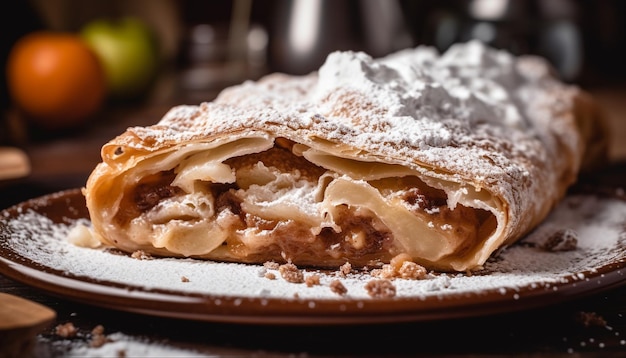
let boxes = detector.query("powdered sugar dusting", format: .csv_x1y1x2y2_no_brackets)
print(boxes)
133,41,568,163
44,332,208,357
2,194,625,303
131,41,568,178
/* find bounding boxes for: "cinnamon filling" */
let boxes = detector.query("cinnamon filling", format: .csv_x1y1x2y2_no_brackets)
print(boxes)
112,145,487,265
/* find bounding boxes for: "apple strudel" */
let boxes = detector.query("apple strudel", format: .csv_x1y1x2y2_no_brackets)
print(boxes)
83,41,606,271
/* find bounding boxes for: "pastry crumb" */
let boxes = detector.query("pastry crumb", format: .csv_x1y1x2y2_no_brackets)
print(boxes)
89,325,111,348
338,262,352,277
397,261,428,279
364,279,397,298
91,325,105,335
265,272,277,280
181,276,189,282
263,261,280,270
329,279,348,295
305,274,321,287
371,254,427,280
55,322,78,338
131,250,153,260
279,262,304,283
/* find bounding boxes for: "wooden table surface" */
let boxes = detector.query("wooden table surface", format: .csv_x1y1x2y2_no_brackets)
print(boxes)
1,85,626,357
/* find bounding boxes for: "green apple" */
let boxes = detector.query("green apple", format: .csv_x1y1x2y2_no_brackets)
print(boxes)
80,17,159,99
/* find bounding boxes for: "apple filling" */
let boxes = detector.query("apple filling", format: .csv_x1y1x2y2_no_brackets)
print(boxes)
109,137,497,268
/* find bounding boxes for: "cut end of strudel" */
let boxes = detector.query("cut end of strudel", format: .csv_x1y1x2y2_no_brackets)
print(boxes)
83,41,607,272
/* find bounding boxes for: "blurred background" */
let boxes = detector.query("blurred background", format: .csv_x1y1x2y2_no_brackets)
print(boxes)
1,0,626,206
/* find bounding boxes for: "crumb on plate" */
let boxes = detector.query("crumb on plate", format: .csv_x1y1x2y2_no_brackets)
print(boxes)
279,262,304,283
371,253,428,280
329,279,348,296
364,279,397,298
131,250,153,260
54,322,78,338
305,274,321,287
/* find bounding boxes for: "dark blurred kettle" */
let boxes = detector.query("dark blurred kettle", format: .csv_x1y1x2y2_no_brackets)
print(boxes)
268,0,413,75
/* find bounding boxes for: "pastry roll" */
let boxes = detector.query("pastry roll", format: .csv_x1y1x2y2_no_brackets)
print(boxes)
84,41,605,271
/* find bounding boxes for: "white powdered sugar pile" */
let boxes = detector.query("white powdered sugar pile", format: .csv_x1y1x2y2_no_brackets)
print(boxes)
43,332,208,357
2,193,625,302
316,40,531,135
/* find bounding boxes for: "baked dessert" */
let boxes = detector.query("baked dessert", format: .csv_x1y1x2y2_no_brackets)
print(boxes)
83,41,606,272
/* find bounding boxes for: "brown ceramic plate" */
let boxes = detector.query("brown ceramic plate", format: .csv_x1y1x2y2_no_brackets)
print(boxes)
1,188,625,325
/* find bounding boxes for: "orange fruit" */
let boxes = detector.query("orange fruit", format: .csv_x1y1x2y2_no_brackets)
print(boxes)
6,31,106,130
